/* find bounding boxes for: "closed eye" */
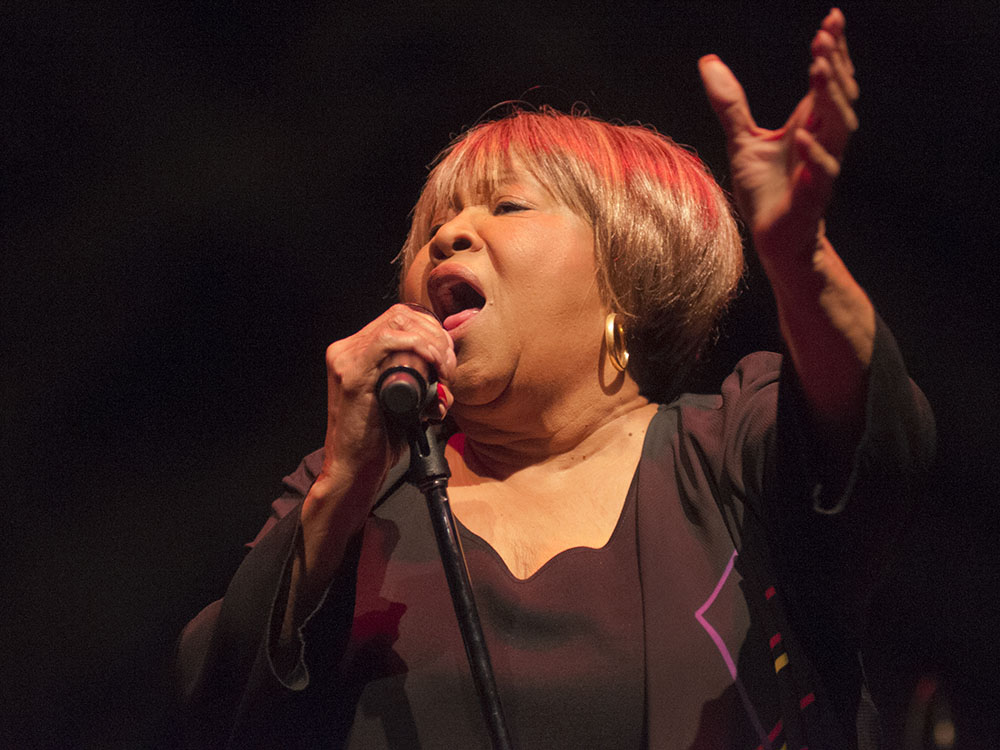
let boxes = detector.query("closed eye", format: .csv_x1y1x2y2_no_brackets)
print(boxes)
494,201,528,215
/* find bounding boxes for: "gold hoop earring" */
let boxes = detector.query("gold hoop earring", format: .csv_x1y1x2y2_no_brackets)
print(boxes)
604,312,629,373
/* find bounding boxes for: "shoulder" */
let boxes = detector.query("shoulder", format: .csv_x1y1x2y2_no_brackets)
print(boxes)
642,350,784,481
657,350,784,440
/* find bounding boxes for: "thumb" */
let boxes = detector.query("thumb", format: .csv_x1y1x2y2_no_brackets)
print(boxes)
790,128,838,227
698,55,756,139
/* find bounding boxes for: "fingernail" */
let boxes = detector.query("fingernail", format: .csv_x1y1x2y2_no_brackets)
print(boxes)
437,383,447,403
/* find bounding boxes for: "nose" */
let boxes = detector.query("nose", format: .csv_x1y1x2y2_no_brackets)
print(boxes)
430,210,482,263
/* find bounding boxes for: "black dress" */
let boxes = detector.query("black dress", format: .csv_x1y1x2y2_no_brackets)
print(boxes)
177,317,934,749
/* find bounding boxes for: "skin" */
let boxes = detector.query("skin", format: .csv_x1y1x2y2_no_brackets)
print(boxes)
288,7,872,603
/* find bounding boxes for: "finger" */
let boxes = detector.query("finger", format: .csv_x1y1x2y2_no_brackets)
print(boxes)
791,128,839,223
426,382,455,423
698,55,757,139
821,7,845,40
837,30,855,80
386,302,445,338
377,327,453,386
822,8,855,76
829,44,860,103
383,303,456,380
812,26,859,104
328,331,438,393
808,55,858,159
437,382,454,411
785,89,816,132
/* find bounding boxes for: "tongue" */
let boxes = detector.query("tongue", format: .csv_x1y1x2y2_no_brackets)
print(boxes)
442,308,480,331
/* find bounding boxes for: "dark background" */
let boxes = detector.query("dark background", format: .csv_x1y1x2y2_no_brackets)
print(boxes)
3,2,998,748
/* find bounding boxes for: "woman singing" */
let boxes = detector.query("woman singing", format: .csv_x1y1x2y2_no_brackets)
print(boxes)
178,9,934,748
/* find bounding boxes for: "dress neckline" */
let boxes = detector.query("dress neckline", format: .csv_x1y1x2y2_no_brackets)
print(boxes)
450,408,663,583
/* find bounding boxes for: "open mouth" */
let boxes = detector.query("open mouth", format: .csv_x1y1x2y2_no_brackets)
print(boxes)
427,268,486,331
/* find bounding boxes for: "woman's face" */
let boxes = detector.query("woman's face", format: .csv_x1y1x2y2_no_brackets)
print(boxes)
402,164,608,410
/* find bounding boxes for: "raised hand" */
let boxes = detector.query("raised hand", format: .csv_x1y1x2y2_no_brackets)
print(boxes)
700,9,874,434
698,8,858,268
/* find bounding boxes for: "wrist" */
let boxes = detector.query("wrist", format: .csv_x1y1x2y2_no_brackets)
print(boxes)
756,235,827,303
751,214,826,278
305,463,380,523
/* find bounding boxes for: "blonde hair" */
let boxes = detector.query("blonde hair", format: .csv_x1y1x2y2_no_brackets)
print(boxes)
399,107,743,402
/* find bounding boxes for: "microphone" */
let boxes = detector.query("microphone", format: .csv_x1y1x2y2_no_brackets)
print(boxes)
376,351,435,419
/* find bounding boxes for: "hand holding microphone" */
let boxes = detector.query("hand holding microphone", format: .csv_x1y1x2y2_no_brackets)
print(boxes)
296,303,455,607
375,303,454,422
375,303,452,423
291,304,452,614
320,302,454,468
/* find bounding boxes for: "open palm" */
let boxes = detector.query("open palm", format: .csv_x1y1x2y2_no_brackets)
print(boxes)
699,8,859,266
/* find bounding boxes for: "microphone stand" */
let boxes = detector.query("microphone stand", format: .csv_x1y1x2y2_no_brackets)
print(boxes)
401,417,514,750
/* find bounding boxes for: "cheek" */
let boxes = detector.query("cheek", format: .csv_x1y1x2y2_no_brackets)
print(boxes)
401,251,430,303
540,223,601,304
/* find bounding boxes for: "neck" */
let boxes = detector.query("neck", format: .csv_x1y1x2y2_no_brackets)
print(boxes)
450,375,652,480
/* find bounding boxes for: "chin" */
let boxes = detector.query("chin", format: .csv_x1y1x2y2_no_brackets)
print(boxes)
449,375,498,410
448,357,512,411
